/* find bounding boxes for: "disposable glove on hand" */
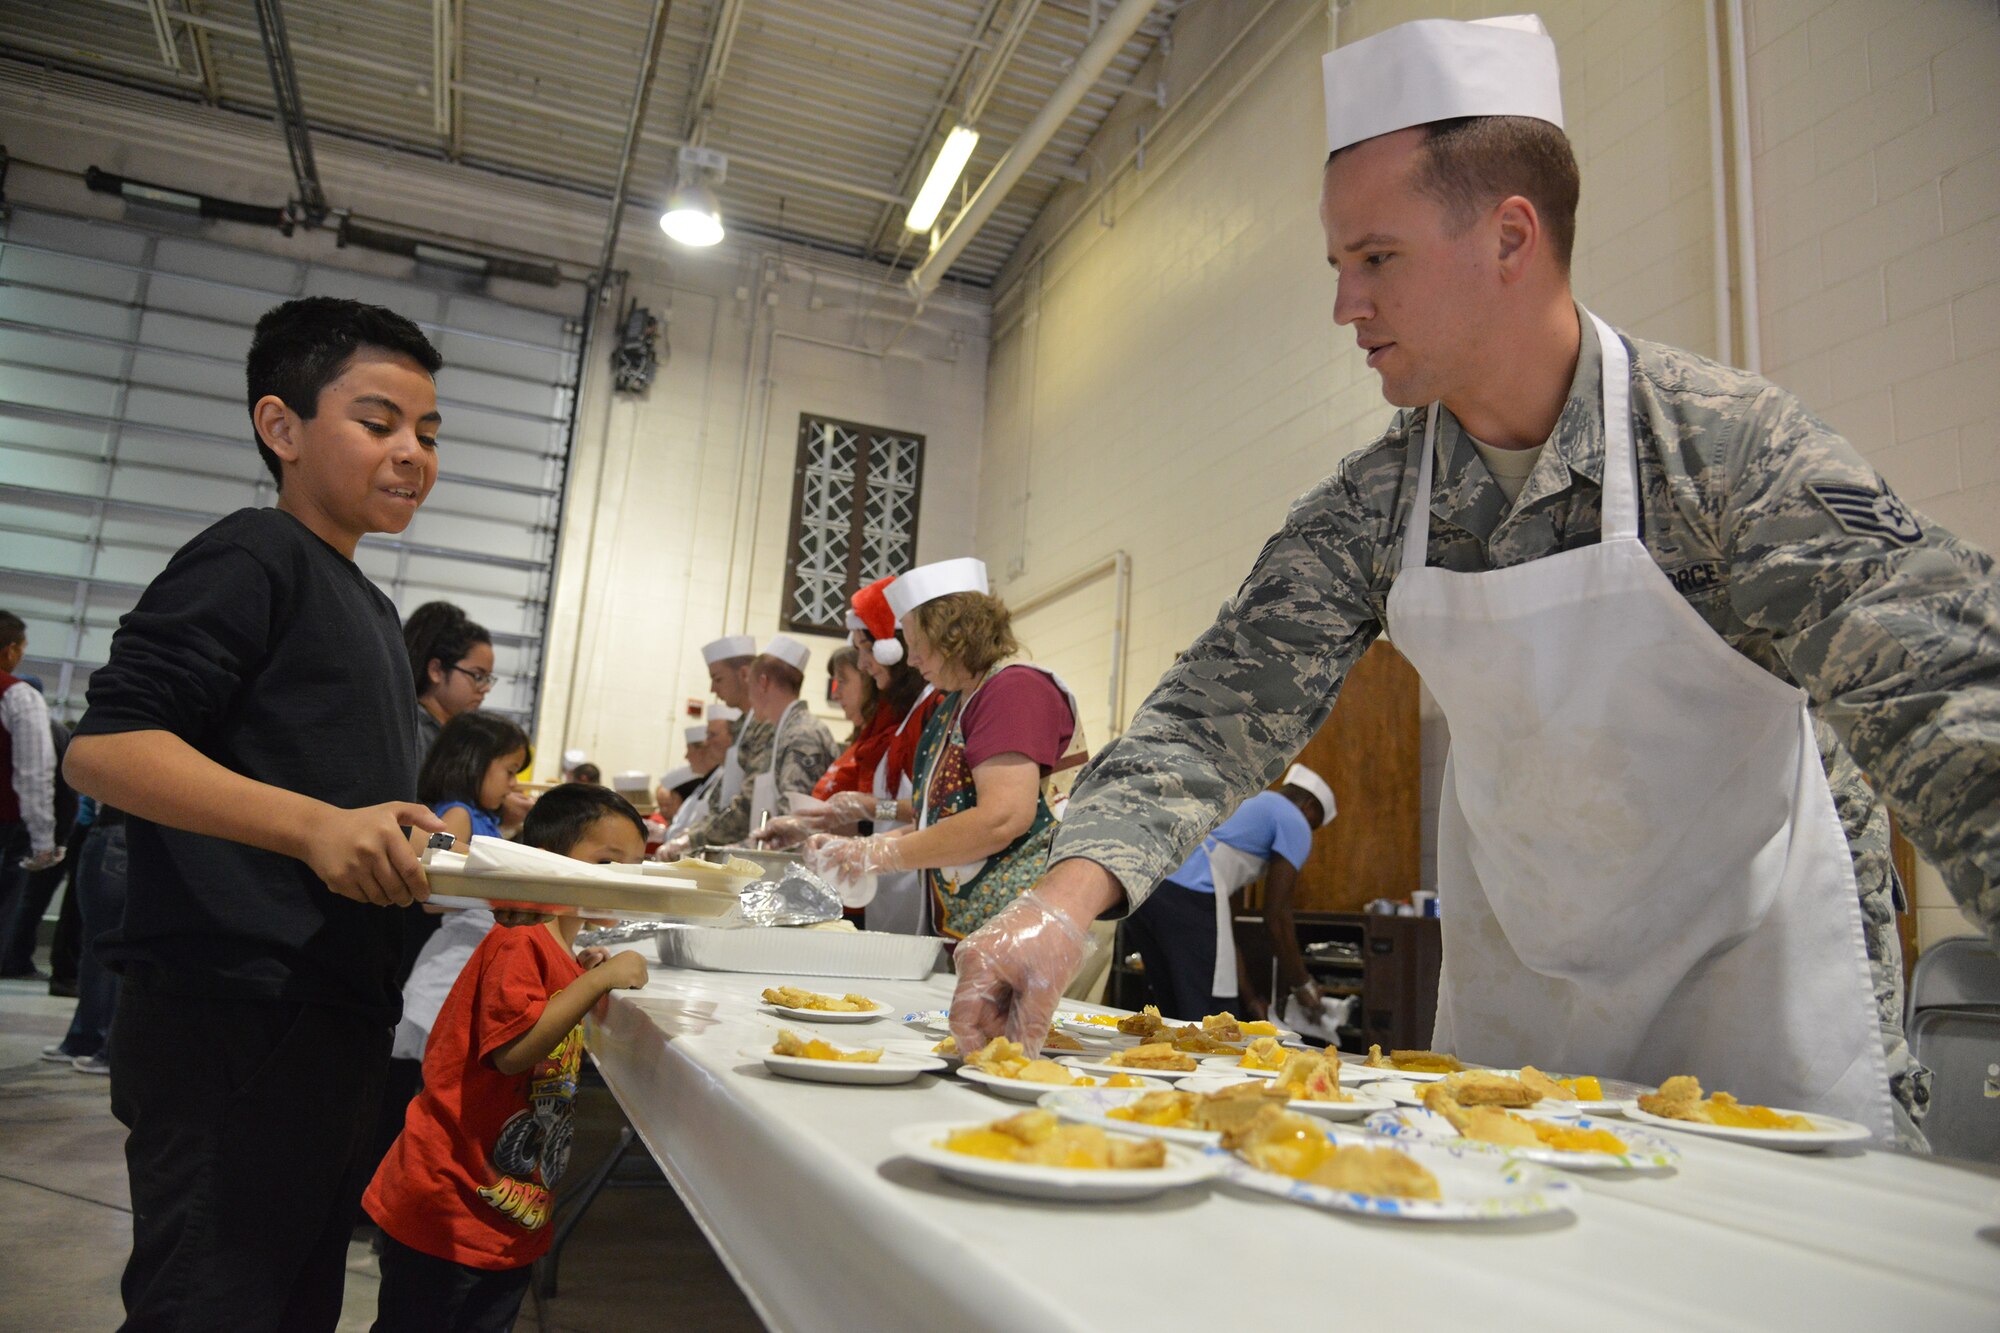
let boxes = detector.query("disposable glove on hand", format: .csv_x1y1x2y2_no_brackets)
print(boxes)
948,891,1090,1056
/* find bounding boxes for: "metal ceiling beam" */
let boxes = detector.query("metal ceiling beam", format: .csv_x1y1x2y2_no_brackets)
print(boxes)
907,0,1156,298
430,0,460,153
859,0,1015,258
681,0,746,146
592,0,674,285
142,0,184,73
249,0,328,225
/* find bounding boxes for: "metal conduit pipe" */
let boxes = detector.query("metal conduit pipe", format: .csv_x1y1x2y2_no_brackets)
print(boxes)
1724,0,1762,372
592,0,676,285
906,0,1159,300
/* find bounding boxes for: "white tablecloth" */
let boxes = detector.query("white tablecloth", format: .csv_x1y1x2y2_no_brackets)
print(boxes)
586,967,2000,1333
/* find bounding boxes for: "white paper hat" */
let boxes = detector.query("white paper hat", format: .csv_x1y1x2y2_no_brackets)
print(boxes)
844,610,866,631
1323,15,1562,156
561,748,587,768
761,634,811,672
683,724,709,745
658,764,696,789
611,770,651,792
1282,763,1337,828
700,634,757,665
885,557,990,623
705,703,742,722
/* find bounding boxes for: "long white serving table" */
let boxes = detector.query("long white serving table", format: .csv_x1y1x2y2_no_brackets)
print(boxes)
586,966,2000,1333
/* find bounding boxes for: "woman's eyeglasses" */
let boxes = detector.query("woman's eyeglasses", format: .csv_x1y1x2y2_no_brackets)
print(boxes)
451,664,497,690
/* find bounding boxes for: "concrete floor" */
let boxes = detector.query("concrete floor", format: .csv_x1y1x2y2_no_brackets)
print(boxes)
0,974,764,1332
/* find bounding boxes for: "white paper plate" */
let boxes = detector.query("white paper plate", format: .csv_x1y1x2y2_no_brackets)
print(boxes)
1479,1070,1653,1116
1361,1079,1583,1118
1198,1053,1286,1077
956,1066,1170,1102
1616,1101,1873,1151
1036,1085,1232,1147
762,999,896,1023
1058,1055,1203,1081
894,1120,1216,1201
1340,1056,1456,1083
753,1047,946,1085
1363,1107,1680,1171
901,1008,952,1033
1212,1133,1578,1221
1177,1075,1395,1123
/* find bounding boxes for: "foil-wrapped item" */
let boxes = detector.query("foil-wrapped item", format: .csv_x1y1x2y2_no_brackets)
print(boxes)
719,863,844,928
575,919,666,949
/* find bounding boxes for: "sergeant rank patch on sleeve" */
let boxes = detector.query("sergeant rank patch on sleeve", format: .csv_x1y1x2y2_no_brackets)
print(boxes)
1806,481,1924,546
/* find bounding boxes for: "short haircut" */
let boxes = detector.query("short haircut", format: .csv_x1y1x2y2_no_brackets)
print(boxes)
1331,115,1580,271
909,592,1018,677
751,656,805,695
418,711,531,811
245,296,443,488
0,610,23,647
571,762,602,785
404,601,491,697
519,782,646,854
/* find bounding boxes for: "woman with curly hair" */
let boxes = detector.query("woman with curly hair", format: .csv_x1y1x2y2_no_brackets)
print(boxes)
804,559,1086,940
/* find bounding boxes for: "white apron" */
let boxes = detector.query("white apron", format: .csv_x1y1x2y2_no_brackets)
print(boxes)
664,769,719,840
864,686,934,936
748,700,805,834
1386,310,1892,1140
1204,843,1268,999
716,729,748,806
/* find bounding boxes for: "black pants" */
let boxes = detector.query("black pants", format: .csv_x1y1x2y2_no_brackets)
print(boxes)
372,1233,530,1333
1124,880,1238,1022
110,983,391,1332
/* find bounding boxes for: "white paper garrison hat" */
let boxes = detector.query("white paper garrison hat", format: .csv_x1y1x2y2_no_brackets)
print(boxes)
683,724,709,745
705,703,741,722
658,764,696,789
700,634,757,665
760,634,811,672
885,557,990,624
1323,14,1563,156
1283,763,1338,828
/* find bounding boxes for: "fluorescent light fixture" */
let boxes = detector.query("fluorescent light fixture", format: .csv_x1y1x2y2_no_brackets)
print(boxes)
904,126,979,233
660,183,725,247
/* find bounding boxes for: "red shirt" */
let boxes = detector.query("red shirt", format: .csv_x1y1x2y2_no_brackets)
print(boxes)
365,924,586,1270
885,689,943,792
812,702,901,800
959,666,1075,771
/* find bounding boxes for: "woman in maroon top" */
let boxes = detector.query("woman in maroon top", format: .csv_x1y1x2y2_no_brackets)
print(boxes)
804,559,1086,939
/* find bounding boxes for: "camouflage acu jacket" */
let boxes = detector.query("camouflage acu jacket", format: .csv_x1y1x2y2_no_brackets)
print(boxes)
1055,313,2000,953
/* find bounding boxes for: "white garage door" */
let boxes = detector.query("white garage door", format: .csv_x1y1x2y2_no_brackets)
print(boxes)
0,204,580,728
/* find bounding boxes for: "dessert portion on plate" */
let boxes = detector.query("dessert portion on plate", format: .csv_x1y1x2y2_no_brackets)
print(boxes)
1421,1088,1629,1154
772,1029,882,1063
762,986,879,1012
1270,1049,1352,1103
1106,1042,1200,1072
1117,1005,1167,1038
1232,1037,1290,1072
940,1109,1167,1170
1363,1045,1464,1074
1224,1106,1441,1200
1517,1065,1605,1102
1107,1080,1289,1134
970,1038,1145,1087
1636,1076,1816,1131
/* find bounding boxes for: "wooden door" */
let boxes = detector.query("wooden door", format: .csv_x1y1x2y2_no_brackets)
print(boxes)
1258,639,1422,913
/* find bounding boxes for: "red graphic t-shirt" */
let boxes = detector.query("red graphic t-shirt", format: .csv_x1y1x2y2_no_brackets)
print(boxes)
365,923,586,1271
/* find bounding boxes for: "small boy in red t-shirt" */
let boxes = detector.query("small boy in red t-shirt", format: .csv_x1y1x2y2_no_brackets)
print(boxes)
364,784,651,1332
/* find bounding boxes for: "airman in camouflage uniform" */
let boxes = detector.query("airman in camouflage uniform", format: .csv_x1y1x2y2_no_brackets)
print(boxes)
685,707,839,851
683,716,771,851
1051,314,1999,1148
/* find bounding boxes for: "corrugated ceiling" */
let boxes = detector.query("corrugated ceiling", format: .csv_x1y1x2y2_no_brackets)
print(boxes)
0,0,1178,286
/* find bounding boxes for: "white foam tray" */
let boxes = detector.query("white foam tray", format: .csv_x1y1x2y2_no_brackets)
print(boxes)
654,926,945,980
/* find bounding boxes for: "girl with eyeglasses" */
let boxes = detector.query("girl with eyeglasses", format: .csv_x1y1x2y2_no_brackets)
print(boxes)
402,601,495,769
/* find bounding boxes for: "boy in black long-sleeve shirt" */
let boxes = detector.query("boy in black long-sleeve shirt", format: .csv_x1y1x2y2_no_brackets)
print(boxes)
66,297,451,1332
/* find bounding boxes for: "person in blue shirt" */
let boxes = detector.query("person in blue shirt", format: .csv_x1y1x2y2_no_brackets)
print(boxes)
1123,764,1336,1021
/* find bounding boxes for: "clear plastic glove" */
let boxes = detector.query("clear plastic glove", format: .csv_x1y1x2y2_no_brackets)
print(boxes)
22,846,65,873
822,789,885,827
653,834,691,863
801,832,902,907
749,815,813,849
948,892,1090,1056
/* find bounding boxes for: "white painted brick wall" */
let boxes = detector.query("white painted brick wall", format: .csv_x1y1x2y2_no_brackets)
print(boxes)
1747,0,2000,945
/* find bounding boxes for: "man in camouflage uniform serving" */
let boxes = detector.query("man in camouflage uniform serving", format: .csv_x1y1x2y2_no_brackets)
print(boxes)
948,15,1998,1149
